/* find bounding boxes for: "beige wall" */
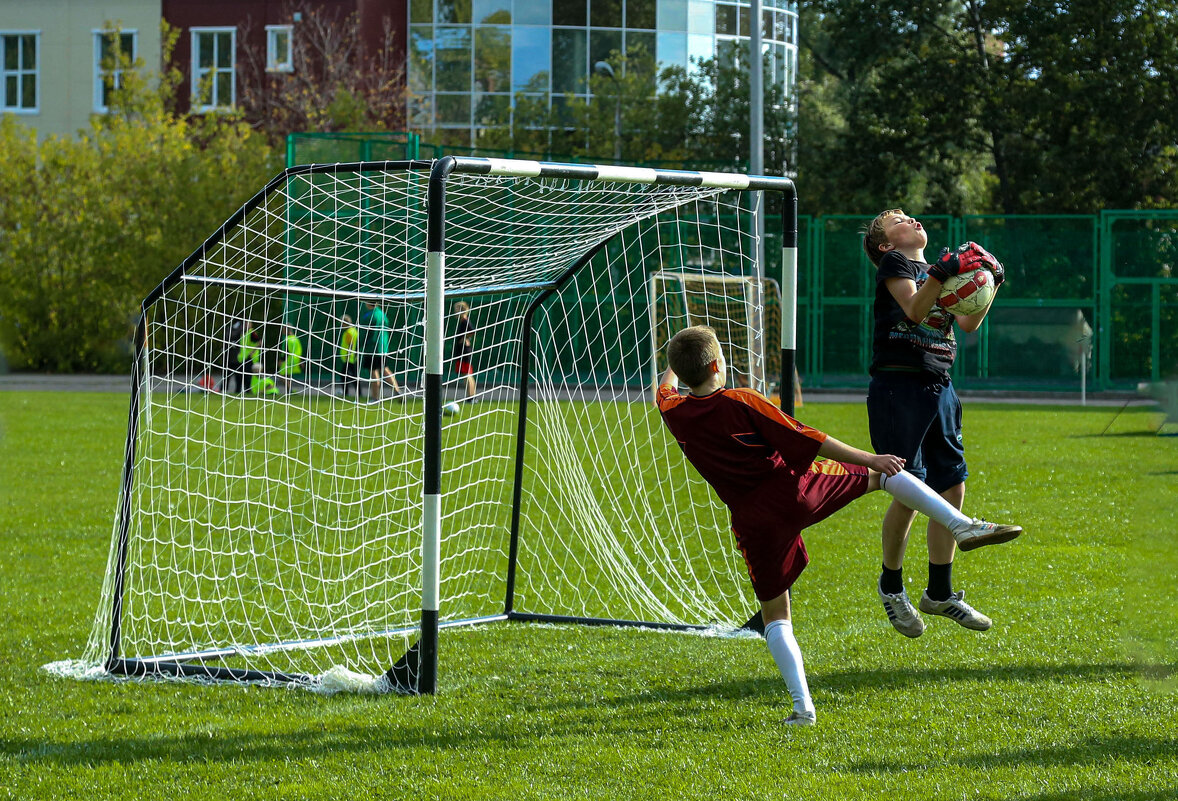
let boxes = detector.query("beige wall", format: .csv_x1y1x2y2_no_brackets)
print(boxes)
0,0,160,139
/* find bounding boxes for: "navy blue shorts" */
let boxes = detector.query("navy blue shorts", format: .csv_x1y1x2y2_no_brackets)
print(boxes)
867,372,967,493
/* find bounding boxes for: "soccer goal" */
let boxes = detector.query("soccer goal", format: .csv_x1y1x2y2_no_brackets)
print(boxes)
52,157,798,694
649,271,783,397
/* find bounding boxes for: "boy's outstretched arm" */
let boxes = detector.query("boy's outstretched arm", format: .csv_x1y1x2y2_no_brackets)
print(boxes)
954,284,1000,333
817,435,905,476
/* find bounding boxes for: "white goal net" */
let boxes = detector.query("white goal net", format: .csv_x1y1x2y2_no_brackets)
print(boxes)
51,158,794,692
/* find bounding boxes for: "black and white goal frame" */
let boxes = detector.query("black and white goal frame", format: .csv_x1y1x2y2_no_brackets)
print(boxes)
103,156,799,694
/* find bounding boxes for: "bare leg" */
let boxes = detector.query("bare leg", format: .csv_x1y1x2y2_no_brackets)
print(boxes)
883,499,918,571
927,482,964,565
761,588,791,624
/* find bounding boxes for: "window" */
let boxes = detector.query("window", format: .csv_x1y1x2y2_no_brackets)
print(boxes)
552,28,587,93
625,0,655,29
474,26,510,92
1,32,39,113
266,25,293,72
512,26,550,91
191,27,236,111
94,30,137,113
434,27,472,92
514,0,551,26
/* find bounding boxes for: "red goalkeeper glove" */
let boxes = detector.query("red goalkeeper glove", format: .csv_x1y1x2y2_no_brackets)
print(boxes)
928,242,1005,287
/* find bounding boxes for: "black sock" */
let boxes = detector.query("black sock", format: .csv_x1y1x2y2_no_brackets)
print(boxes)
927,561,953,601
880,565,903,595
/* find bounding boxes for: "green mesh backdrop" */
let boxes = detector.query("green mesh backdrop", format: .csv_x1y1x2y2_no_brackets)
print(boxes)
287,134,1177,393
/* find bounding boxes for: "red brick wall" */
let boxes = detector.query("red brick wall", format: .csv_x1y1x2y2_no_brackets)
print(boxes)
163,0,406,114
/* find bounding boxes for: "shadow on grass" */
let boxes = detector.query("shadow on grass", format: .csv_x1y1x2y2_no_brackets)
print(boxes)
1014,789,1178,801
834,734,1178,777
1073,430,1169,438
4,662,1173,768
816,661,1174,694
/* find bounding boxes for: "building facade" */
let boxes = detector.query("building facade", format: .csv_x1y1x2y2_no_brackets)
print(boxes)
0,0,161,139
3,0,797,156
408,0,798,148
160,0,404,115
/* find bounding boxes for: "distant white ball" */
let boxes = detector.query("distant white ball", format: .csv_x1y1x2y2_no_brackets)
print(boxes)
443,401,461,416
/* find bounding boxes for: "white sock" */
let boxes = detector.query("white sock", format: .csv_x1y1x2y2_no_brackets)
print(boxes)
879,470,972,534
764,619,814,715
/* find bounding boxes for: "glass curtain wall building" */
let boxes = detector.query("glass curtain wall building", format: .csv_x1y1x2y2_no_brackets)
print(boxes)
408,0,798,149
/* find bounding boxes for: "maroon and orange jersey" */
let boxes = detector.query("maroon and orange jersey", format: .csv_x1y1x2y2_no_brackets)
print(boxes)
656,384,828,507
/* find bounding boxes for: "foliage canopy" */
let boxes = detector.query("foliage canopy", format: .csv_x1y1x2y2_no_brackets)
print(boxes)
0,26,280,373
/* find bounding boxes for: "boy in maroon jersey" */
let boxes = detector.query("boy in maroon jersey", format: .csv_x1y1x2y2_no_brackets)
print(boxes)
656,326,1021,726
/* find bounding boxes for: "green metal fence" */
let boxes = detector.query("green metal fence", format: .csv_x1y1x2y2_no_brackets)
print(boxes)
285,131,422,165
285,134,1178,393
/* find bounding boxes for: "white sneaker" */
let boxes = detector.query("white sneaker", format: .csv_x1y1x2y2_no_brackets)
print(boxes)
919,590,992,631
878,580,925,638
954,519,1022,552
784,710,816,727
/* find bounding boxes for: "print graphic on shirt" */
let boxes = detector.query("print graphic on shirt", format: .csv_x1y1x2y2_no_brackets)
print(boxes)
887,273,955,358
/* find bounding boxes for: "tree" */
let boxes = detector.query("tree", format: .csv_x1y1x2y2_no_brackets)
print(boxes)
797,0,1178,214
967,0,1178,212
237,3,408,140
796,0,996,215
0,25,279,373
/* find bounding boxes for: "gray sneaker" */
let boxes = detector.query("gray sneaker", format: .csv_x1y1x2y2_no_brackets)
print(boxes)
878,580,925,638
784,709,816,727
955,519,1022,552
919,590,992,631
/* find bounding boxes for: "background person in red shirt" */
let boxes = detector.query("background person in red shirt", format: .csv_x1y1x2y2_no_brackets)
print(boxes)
452,301,476,402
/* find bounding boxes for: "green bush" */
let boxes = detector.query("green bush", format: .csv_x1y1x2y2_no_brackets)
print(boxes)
0,29,280,373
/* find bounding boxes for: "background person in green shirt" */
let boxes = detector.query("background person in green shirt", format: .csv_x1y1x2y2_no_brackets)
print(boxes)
360,301,401,402
237,322,261,395
337,314,360,397
277,325,304,394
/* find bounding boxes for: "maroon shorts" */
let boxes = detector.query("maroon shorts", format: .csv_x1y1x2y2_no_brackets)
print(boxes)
730,462,870,601
454,360,473,376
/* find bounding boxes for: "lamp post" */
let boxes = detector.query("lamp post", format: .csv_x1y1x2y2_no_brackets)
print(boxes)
593,60,622,163
749,0,770,396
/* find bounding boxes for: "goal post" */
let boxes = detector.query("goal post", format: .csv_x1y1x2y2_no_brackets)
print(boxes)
50,156,799,695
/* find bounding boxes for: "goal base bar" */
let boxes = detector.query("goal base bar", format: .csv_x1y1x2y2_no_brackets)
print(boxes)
508,611,763,634
106,657,312,686
740,609,765,635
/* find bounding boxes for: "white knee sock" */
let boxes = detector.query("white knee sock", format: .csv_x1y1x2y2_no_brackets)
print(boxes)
879,470,971,534
764,619,814,715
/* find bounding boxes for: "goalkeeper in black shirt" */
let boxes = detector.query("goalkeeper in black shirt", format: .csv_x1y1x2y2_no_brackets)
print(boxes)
862,209,1019,639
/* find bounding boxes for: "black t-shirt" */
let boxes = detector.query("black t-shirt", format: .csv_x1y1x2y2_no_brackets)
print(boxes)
870,250,956,377
452,316,473,359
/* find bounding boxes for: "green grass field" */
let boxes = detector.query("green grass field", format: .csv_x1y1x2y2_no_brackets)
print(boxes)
1,391,1176,800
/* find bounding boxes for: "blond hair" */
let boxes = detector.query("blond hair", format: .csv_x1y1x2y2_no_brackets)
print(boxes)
667,326,722,387
452,301,470,315
862,208,904,267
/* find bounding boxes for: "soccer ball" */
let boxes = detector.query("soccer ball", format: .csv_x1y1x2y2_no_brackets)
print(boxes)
443,401,461,416
938,268,996,316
